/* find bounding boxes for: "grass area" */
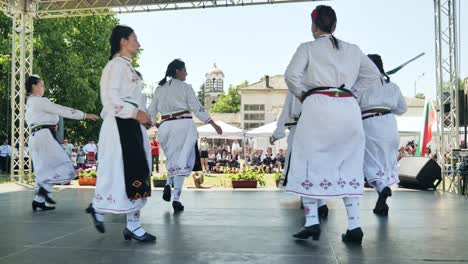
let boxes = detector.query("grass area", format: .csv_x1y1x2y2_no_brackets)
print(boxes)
0,174,10,184
182,173,278,188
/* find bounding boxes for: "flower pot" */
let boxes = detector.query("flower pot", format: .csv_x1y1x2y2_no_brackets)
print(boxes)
232,180,258,189
78,177,96,186
153,179,167,188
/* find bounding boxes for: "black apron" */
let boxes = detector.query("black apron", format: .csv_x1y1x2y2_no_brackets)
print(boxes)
115,117,151,200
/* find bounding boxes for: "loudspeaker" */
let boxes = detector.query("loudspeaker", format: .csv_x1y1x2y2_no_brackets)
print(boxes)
443,90,467,126
398,157,442,189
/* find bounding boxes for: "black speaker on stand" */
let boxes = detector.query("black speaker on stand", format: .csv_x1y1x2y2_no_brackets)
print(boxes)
398,156,442,190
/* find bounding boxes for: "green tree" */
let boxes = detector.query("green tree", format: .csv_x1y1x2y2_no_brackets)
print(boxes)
415,93,425,99
0,15,12,140
0,14,124,144
210,81,248,113
197,84,205,106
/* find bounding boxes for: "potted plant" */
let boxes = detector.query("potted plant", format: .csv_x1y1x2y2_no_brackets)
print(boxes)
78,167,97,186
152,173,167,188
18,170,35,185
231,167,266,188
274,172,282,187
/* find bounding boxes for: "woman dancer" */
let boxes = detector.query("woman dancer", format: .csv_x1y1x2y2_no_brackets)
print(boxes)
149,59,222,213
25,75,99,211
284,5,381,244
86,25,156,242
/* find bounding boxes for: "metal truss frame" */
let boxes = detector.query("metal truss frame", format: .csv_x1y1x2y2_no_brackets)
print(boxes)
434,0,460,192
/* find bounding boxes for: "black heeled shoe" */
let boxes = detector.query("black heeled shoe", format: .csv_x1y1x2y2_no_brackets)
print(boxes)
342,227,364,245
162,185,171,202
318,205,329,218
172,201,184,213
85,204,105,233
32,201,55,211
292,224,321,240
38,187,56,204
373,187,392,216
123,227,156,242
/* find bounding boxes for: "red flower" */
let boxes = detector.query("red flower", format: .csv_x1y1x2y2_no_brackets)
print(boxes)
311,9,319,21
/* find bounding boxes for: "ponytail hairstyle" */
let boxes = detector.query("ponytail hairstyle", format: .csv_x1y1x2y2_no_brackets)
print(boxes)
25,74,42,96
367,54,390,83
109,25,134,60
311,5,339,49
158,59,186,86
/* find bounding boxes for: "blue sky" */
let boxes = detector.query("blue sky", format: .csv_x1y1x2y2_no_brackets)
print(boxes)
119,0,467,98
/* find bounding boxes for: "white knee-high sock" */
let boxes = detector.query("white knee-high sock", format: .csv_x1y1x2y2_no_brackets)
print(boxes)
166,176,173,187
369,180,386,193
317,199,327,208
343,197,361,230
127,210,145,236
34,182,52,203
34,195,45,203
302,197,319,227
173,175,186,202
92,205,105,222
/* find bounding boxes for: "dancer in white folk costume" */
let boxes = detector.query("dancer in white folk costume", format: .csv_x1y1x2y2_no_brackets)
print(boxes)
270,92,331,216
284,5,381,244
359,54,407,216
148,59,222,213
25,75,99,211
86,25,156,242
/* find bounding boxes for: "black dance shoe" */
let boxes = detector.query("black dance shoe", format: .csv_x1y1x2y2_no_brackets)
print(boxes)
373,187,392,216
342,227,364,245
85,204,105,233
32,201,55,211
123,227,156,242
292,224,321,240
38,187,56,204
318,205,329,218
172,201,184,213
162,185,171,202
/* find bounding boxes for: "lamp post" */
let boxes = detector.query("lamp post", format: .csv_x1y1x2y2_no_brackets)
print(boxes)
414,72,426,97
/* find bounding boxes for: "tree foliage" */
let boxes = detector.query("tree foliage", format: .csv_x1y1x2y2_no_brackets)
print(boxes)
210,81,248,113
0,14,121,144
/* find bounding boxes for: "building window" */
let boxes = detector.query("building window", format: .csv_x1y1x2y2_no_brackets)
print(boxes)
244,113,265,121
244,104,265,111
244,122,264,130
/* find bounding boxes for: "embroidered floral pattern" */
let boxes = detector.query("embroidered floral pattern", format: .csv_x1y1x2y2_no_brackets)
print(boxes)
301,179,314,190
320,179,333,190
349,178,361,189
337,178,347,188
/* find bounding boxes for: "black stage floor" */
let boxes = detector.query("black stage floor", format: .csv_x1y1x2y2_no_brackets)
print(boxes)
0,187,466,264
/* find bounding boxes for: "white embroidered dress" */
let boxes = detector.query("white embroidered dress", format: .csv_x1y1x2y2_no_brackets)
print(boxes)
284,35,381,199
148,79,212,178
359,76,407,188
92,56,151,214
26,96,85,186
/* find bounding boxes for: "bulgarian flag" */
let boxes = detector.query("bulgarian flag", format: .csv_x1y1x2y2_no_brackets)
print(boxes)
416,99,436,156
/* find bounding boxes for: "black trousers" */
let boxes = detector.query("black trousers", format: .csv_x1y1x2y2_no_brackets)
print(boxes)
0,156,5,172
152,154,159,172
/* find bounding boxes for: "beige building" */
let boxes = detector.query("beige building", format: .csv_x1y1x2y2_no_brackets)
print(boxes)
239,75,288,130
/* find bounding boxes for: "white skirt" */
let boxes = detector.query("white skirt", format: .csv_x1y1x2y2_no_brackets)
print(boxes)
29,128,76,185
92,116,150,214
158,118,198,178
285,95,365,199
363,114,400,188
282,126,296,178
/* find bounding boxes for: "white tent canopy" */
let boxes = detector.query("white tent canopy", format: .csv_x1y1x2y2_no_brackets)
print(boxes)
245,121,288,137
245,118,438,138
198,120,244,139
